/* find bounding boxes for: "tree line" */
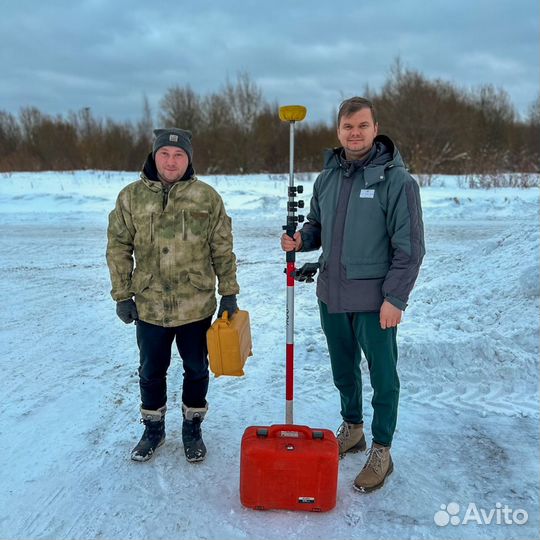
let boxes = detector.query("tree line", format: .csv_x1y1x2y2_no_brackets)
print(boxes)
0,66,538,175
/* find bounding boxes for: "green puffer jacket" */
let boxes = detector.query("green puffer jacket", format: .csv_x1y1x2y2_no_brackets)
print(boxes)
106,164,239,327
300,135,425,311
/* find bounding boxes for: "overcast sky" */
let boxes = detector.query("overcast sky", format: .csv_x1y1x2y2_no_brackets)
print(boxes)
1,0,538,126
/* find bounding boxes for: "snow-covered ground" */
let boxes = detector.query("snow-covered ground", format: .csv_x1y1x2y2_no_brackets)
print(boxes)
0,170,538,540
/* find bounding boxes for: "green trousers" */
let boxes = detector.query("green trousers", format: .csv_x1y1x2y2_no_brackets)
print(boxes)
319,301,399,447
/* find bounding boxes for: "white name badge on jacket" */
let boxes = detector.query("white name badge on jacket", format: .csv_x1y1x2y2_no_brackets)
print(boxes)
360,189,375,199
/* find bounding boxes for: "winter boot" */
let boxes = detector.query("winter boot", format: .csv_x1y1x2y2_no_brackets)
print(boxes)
131,405,166,462
336,421,367,456
353,443,393,492
182,402,208,463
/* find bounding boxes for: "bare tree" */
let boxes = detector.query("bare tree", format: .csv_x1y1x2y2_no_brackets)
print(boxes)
222,72,265,172
196,92,235,173
158,85,202,133
137,94,154,141
372,59,469,173
224,72,263,131
527,93,540,126
0,111,21,170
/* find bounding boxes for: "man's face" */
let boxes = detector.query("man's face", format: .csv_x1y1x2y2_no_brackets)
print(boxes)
337,108,378,160
155,146,189,183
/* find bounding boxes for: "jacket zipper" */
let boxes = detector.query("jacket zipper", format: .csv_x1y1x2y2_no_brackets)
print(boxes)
182,209,187,240
162,189,168,210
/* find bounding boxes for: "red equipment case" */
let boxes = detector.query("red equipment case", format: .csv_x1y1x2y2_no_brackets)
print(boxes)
240,424,339,512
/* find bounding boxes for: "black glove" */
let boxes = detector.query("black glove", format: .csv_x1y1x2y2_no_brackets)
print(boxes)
116,299,139,324
293,262,320,283
217,295,238,319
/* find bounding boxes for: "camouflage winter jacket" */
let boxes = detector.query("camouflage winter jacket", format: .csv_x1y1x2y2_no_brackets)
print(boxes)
106,161,239,327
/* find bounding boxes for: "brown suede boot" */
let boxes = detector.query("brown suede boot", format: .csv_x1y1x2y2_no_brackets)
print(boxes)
336,421,367,456
353,443,393,492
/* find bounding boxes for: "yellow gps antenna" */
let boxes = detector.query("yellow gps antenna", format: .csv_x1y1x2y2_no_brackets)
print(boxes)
278,105,307,122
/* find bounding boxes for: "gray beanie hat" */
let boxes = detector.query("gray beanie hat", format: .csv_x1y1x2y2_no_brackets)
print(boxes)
152,128,193,162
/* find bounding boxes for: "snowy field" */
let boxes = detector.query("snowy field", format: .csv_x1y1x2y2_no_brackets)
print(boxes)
0,170,538,540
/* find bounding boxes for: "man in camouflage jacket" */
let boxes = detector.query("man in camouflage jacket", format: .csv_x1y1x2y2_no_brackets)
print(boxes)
106,128,240,463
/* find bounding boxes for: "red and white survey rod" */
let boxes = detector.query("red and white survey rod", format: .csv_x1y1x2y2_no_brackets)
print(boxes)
279,105,307,424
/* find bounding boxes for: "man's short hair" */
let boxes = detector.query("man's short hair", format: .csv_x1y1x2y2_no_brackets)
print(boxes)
337,97,377,126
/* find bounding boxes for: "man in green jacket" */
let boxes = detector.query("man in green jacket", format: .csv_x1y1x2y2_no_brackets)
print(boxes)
107,128,240,463
281,97,425,492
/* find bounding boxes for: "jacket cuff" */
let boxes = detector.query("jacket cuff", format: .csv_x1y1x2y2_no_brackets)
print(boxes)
299,230,306,252
111,288,133,302
299,230,313,252
217,282,240,296
384,294,407,311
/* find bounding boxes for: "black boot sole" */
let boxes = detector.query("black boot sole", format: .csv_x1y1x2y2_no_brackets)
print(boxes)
184,445,207,463
185,454,206,463
131,437,165,462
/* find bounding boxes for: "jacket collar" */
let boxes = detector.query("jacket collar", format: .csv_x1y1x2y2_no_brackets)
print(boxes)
322,134,406,186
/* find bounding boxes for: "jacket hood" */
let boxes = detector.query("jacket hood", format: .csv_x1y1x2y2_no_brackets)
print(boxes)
140,152,195,190
323,134,406,171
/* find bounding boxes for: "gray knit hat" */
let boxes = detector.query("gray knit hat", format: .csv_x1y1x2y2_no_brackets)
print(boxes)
152,128,193,162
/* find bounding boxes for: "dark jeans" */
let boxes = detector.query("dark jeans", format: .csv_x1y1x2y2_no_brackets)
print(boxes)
136,317,213,410
318,300,399,447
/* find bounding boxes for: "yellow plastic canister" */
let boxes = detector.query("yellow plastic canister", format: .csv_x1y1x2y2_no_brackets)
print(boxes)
207,310,253,377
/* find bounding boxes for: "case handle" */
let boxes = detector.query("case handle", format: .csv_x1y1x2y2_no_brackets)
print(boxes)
259,424,325,440
217,311,231,327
